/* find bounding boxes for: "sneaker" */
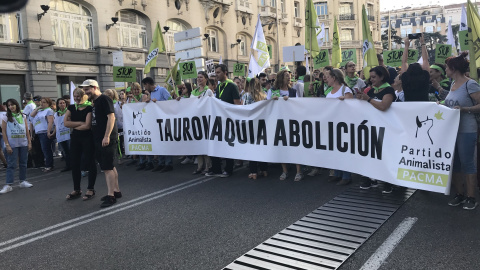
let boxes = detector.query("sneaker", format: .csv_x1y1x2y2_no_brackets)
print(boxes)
178,156,185,160
181,157,193,164
100,191,122,201
136,163,146,171
219,171,230,178
371,180,379,187
193,157,198,165
152,165,165,172
382,183,394,194
463,197,478,210
159,165,173,173
19,181,33,188
205,172,223,177
294,173,303,182
307,168,320,177
279,172,288,181
448,194,466,206
81,171,89,177
100,196,117,208
0,185,13,194
337,179,352,186
360,179,374,189
144,163,154,170
329,170,335,177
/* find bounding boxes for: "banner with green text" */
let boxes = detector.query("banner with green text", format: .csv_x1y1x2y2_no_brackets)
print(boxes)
383,49,419,67
123,98,459,194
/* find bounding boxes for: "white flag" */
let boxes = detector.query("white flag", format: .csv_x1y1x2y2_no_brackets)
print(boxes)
69,81,76,105
446,21,457,56
219,55,223,64
460,5,467,31
251,14,269,54
317,23,325,48
247,54,263,78
305,54,310,74
417,56,423,65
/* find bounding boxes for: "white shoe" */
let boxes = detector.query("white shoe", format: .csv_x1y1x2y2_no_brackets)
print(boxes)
19,181,33,188
181,157,193,164
307,168,320,177
0,185,13,194
193,157,198,165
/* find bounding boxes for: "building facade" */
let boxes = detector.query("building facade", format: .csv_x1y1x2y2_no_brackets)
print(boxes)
0,0,381,102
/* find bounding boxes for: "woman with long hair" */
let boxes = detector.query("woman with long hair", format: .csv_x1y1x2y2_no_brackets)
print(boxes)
0,99,33,194
30,97,55,172
53,98,71,172
246,79,267,179
443,52,480,210
63,88,97,200
191,71,209,98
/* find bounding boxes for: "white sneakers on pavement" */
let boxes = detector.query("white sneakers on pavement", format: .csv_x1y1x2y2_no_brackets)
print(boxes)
0,185,13,194
19,181,33,188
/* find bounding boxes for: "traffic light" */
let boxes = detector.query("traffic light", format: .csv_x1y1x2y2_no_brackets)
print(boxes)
0,0,28,13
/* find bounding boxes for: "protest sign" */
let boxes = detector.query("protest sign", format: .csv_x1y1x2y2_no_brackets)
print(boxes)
340,49,357,66
180,61,197,79
233,63,245,76
206,59,215,77
383,49,418,67
313,49,330,68
123,98,459,194
459,30,469,51
113,66,136,82
435,44,452,64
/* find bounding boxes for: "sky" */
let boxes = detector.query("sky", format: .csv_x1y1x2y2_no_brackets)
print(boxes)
380,0,468,11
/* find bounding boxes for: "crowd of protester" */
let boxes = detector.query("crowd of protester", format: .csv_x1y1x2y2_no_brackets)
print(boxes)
0,34,478,210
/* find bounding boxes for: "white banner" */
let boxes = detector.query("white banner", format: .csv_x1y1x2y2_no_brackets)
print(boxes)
123,98,460,194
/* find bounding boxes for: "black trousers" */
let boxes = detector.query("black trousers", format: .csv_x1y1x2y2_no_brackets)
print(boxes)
31,134,45,168
70,134,97,191
210,157,234,175
249,161,268,174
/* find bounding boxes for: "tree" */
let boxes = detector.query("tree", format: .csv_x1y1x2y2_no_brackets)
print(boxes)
381,27,403,50
423,32,448,64
451,24,460,51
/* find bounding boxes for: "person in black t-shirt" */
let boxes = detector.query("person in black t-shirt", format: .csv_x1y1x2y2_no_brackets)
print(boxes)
82,79,121,208
356,66,396,192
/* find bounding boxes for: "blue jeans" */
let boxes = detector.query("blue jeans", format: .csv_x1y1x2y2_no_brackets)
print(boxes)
335,170,351,180
139,155,153,165
158,156,172,166
37,133,54,168
453,132,477,174
4,146,28,184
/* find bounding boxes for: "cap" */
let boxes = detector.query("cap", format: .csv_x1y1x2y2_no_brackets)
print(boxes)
33,95,42,101
24,92,33,99
280,66,291,72
79,79,99,88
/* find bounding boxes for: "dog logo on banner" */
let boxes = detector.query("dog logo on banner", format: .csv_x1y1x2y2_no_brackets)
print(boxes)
132,108,146,128
415,116,434,145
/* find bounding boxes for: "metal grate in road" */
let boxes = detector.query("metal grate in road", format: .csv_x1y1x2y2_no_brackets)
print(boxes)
224,186,415,270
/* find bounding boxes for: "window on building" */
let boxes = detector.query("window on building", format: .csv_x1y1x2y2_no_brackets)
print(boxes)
165,20,189,52
237,34,246,56
324,28,329,42
437,26,441,32
449,16,452,23
115,10,147,49
271,0,276,7
340,29,353,41
280,0,285,12
425,26,434,33
436,17,441,22
314,2,328,16
0,75,25,105
207,29,218,52
415,19,420,26
416,28,421,33
50,0,94,50
260,0,265,6
366,4,374,16
339,2,353,14
401,29,406,37
0,12,22,43
294,2,299,18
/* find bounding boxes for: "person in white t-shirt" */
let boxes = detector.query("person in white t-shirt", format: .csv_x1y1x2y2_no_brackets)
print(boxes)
325,68,353,186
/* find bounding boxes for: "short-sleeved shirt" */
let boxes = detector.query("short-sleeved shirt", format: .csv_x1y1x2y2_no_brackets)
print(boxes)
150,85,171,101
444,79,480,133
367,86,396,102
32,108,54,133
23,102,36,124
92,95,118,141
326,85,353,99
67,104,93,137
216,80,240,104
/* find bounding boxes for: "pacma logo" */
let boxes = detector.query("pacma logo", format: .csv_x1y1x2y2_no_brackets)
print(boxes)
415,111,445,145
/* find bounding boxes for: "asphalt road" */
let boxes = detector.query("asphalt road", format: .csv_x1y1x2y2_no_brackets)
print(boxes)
0,157,479,270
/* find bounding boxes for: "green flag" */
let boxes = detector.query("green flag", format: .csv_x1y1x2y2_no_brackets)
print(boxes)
145,21,166,74
305,0,320,58
331,18,342,68
467,0,480,81
361,5,379,79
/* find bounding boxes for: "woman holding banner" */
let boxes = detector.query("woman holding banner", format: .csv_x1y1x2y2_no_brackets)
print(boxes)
191,71,209,98
344,61,366,93
356,66,396,193
63,88,97,200
443,52,480,210
324,68,354,185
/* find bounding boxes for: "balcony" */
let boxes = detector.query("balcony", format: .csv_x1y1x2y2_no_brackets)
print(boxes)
259,5,277,18
368,15,375,21
318,14,329,20
239,0,250,8
281,13,289,23
340,40,362,47
339,14,355,21
294,17,303,27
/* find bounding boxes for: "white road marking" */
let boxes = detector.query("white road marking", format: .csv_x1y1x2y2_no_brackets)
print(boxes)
360,217,418,270
0,174,221,253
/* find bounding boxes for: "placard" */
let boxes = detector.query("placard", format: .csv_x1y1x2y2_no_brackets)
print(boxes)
180,61,197,79
340,49,357,66
313,49,330,68
283,45,306,62
459,30,469,51
383,49,418,67
233,63,245,76
435,44,452,64
113,66,136,82
206,59,215,77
